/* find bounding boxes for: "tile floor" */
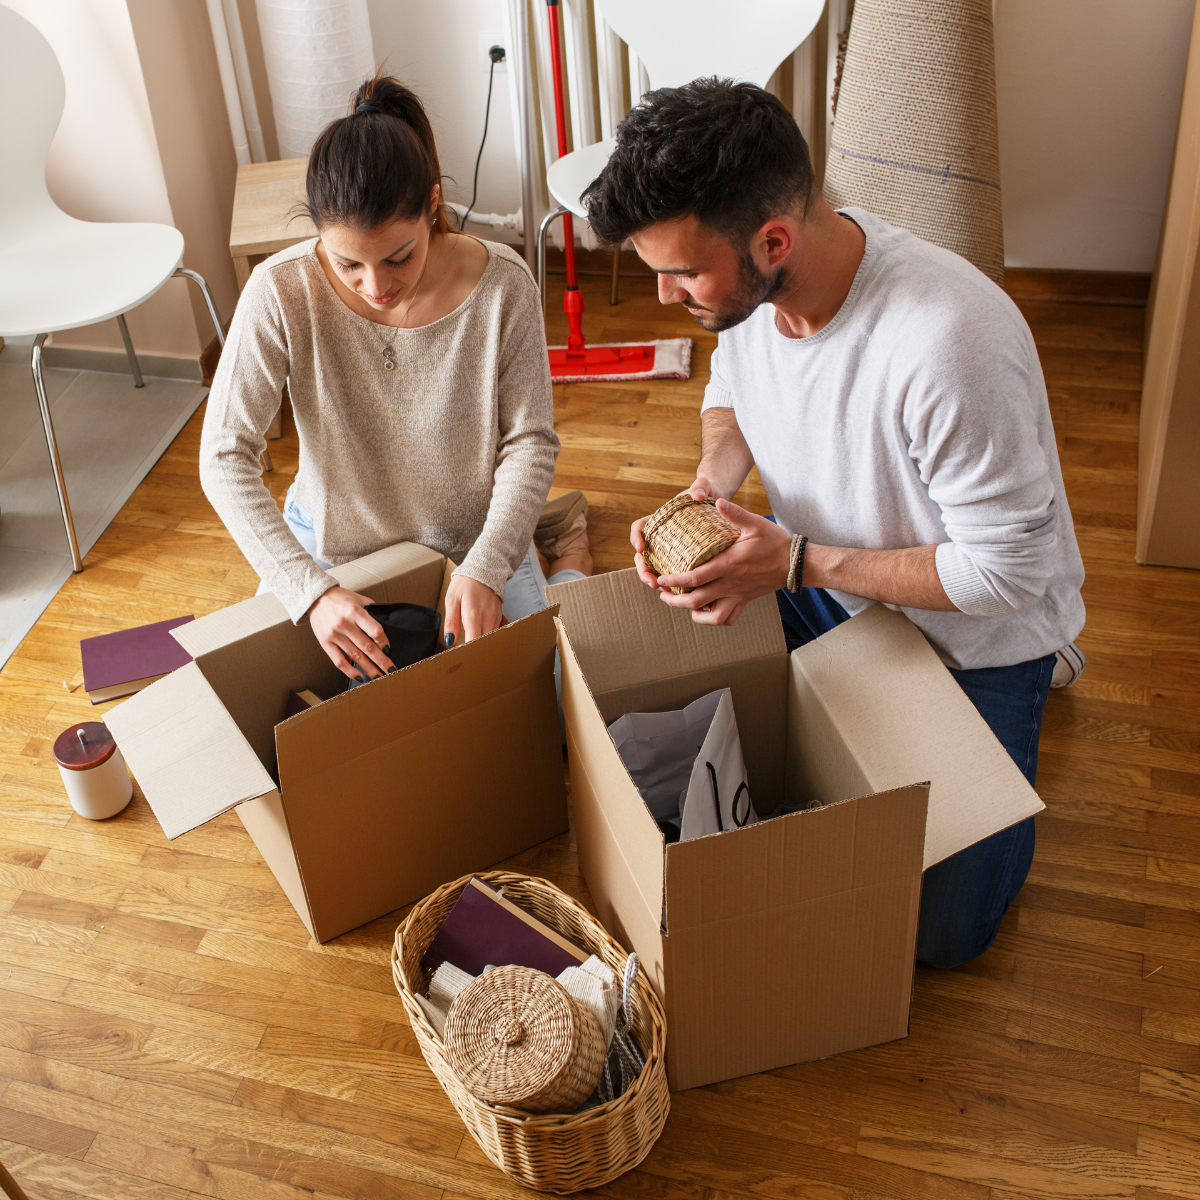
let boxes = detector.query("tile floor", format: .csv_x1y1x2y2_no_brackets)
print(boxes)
0,342,206,667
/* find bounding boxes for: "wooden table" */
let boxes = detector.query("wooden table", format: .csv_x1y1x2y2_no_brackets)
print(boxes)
229,158,313,292
229,159,312,444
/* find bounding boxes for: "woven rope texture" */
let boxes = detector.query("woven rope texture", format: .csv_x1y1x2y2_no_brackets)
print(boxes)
444,964,606,1114
823,0,1005,285
642,496,740,594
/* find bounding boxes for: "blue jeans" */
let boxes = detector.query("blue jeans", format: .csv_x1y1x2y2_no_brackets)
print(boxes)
777,585,1055,971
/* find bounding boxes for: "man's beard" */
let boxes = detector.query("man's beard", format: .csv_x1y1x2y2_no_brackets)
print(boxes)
684,253,786,333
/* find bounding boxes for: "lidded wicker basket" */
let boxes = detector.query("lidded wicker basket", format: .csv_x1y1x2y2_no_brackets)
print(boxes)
444,964,606,1114
392,871,670,1194
642,494,739,594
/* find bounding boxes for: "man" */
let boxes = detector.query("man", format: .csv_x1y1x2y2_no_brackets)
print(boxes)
583,78,1086,970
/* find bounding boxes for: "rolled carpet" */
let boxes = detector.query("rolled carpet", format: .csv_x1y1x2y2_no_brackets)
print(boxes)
824,0,1005,286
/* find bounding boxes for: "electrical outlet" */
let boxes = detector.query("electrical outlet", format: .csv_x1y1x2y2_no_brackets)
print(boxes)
479,32,507,73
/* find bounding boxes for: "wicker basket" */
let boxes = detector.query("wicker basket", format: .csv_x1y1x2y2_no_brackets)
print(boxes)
444,964,606,1114
393,871,670,1194
642,495,739,594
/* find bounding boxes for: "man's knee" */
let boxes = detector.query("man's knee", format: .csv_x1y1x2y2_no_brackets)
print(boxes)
915,817,1035,970
916,910,1004,970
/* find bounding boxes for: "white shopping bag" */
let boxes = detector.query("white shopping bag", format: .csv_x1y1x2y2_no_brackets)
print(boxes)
678,689,757,840
607,688,757,842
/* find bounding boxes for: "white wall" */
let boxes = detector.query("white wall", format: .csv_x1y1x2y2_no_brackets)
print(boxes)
374,0,1196,273
995,0,1194,272
7,0,201,356
367,0,522,236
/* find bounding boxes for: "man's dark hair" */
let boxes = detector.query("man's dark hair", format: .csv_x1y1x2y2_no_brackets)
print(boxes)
583,77,815,248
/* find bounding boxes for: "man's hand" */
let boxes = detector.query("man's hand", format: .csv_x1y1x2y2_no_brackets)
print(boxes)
308,586,394,682
631,477,719,588
651,498,792,626
444,574,502,646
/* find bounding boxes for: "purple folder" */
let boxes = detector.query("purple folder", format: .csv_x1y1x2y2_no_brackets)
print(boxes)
80,615,194,701
422,876,588,977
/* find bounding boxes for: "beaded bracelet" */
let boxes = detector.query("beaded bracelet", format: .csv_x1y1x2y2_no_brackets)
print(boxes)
786,534,809,593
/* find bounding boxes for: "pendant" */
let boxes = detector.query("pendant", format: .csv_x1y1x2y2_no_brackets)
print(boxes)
383,348,395,370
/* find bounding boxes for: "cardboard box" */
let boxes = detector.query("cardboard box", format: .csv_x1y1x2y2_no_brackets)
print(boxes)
547,569,1045,1090
108,543,567,943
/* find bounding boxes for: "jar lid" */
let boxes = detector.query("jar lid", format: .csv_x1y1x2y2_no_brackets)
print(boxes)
53,722,117,771
443,964,605,1113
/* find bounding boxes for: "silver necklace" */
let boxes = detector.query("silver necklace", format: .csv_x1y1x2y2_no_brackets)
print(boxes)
362,234,433,370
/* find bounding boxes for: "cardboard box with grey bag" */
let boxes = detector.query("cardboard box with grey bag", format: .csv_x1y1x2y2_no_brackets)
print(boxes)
106,543,567,943
546,569,1045,1091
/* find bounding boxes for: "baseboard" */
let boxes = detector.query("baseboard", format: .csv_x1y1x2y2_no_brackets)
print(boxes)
1003,268,1152,307
42,344,203,381
541,247,653,278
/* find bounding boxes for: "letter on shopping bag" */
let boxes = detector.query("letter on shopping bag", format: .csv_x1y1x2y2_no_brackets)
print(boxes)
678,689,758,841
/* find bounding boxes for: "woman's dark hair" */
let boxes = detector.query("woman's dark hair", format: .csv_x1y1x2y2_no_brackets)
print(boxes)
303,73,452,234
583,78,815,248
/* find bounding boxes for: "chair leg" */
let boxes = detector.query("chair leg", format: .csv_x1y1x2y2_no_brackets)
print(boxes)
173,266,273,471
610,245,621,306
116,313,144,387
0,1156,31,1200
537,206,569,307
173,266,225,349
32,334,83,573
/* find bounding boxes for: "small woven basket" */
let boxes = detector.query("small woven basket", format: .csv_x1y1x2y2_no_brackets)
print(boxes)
642,495,739,594
444,964,606,1114
393,871,670,1194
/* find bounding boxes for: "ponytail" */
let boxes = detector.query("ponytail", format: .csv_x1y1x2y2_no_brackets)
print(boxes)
303,72,452,234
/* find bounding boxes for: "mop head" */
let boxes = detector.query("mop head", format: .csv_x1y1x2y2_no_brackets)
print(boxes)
548,338,693,384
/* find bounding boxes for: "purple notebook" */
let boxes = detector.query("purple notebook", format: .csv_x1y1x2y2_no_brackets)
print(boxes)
422,876,589,977
81,615,194,703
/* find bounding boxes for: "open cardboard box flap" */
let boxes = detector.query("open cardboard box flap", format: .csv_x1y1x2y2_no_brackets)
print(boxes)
789,603,1045,869
552,566,785,694
105,659,275,838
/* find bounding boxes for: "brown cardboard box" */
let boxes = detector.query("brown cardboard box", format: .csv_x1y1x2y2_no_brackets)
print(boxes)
547,569,1045,1091
107,542,567,943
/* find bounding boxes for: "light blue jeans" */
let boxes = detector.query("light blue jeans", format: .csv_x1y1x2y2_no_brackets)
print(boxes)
262,485,585,710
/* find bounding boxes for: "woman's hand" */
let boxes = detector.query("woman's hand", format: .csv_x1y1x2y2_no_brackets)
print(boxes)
307,586,395,682
444,574,502,646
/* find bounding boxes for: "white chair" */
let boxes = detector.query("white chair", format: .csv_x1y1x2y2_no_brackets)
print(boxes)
0,4,268,575
538,0,827,301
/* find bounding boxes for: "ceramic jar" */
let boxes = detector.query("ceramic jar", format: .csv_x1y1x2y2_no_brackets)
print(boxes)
52,721,132,820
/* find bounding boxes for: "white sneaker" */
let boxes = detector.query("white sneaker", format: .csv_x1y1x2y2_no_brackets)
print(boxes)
1051,641,1086,688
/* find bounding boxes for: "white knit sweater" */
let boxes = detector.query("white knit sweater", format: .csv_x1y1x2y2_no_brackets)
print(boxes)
703,209,1086,670
200,238,558,623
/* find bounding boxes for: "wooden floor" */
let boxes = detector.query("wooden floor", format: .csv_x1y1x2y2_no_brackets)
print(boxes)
1,262,1199,1200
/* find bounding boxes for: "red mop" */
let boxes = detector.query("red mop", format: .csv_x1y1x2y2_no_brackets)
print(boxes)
543,0,691,384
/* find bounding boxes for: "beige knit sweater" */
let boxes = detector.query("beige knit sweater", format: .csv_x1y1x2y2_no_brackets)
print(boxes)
199,238,559,623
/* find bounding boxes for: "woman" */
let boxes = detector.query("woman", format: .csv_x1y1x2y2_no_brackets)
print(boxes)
200,75,590,684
